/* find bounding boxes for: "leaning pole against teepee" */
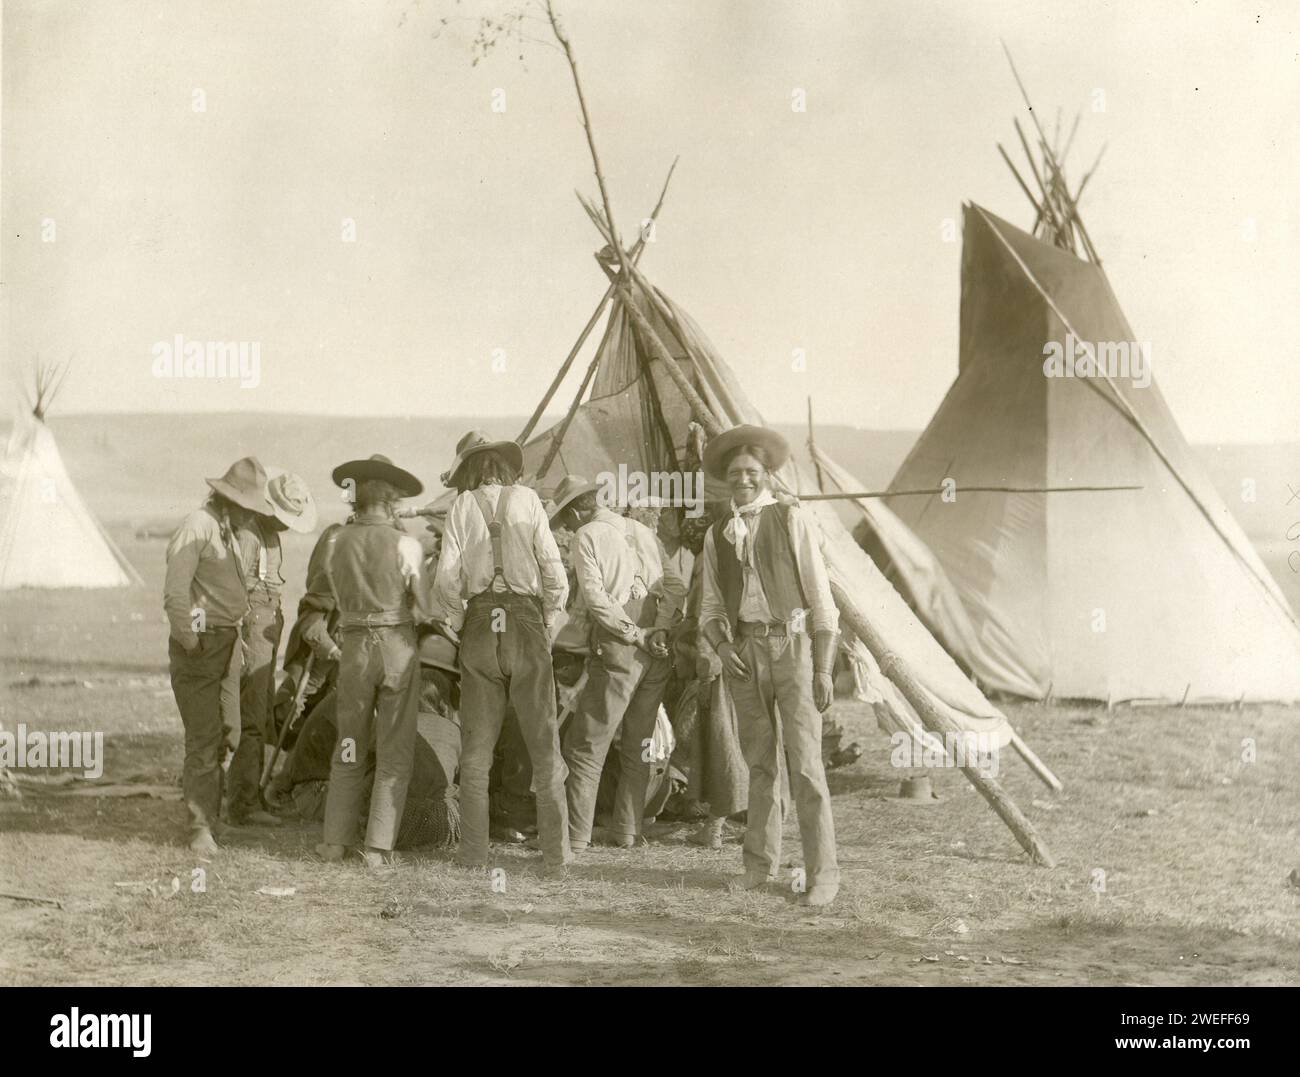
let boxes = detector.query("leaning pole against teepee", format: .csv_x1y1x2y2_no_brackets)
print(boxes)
538,1,1056,866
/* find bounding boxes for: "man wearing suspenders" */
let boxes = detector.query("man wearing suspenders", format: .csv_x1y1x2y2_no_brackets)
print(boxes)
431,431,572,874
316,454,430,867
226,468,316,826
549,475,686,850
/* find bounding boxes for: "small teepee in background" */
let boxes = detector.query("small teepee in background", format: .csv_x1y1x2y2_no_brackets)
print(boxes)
0,361,141,589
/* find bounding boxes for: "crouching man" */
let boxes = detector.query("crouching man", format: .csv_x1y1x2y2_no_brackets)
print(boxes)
698,426,840,907
315,454,430,868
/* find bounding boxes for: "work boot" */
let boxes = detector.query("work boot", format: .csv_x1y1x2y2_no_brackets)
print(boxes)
799,881,839,907
188,827,219,857
314,842,347,862
740,869,775,891
361,847,400,868
687,817,725,850
591,827,638,849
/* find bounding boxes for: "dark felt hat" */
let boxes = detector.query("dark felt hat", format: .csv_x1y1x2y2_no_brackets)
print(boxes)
331,454,423,499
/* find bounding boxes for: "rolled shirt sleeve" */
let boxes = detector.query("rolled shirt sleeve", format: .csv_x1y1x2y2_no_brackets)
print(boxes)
431,498,468,631
532,496,570,628
397,534,433,624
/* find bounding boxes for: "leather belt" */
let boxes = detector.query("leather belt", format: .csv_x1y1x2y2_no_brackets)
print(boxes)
738,620,787,638
338,610,412,628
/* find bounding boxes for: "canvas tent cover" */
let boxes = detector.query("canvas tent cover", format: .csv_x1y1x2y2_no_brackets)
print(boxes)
436,276,1015,752
882,204,1300,703
0,412,137,590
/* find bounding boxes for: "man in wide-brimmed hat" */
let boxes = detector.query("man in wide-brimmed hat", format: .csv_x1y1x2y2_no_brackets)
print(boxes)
430,430,573,873
697,425,841,907
549,474,686,850
315,454,431,867
221,468,317,828
164,456,275,855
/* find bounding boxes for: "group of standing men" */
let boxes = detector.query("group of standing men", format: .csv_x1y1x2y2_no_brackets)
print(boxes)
165,423,840,906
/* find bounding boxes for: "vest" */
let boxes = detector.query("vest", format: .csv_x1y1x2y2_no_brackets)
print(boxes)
325,517,412,621
710,503,808,631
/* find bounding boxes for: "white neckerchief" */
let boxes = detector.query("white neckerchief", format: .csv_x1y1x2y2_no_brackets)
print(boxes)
722,491,776,562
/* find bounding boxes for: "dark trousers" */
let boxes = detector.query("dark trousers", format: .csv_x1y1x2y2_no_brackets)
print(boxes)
458,591,570,867
491,709,535,829
169,628,241,836
563,629,671,845
226,602,284,819
323,623,419,851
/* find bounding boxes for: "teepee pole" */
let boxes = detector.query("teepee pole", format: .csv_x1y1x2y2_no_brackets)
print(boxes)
534,297,617,479
545,0,723,440
807,397,825,492
516,157,679,444
1008,730,1063,793
829,576,1056,866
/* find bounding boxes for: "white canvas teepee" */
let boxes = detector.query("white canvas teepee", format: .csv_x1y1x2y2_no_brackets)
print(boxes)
884,203,1300,703
0,364,140,590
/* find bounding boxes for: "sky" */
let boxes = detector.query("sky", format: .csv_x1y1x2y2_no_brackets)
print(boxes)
3,0,1298,442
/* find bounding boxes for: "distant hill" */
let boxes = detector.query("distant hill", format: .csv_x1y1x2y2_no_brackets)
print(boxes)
4,414,1296,550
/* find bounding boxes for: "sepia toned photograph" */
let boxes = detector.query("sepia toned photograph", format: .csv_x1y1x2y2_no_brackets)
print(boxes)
1,0,1296,1011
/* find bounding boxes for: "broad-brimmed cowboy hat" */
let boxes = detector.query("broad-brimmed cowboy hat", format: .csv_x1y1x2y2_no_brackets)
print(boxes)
441,430,524,488
331,454,423,499
547,474,600,521
206,457,275,514
702,424,791,482
264,467,318,533
418,632,460,676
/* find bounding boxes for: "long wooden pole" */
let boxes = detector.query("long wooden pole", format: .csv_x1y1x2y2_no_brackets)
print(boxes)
807,396,825,492
516,157,679,443
798,483,1142,502
545,0,722,440
534,298,616,479
544,3,1054,860
829,577,1056,866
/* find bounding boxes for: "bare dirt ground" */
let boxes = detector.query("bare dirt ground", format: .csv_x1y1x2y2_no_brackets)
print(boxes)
2,532,1298,986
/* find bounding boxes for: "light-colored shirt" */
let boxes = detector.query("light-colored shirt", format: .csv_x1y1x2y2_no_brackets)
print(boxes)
431,483,569,631
699,501,839,640
572,509,687,643
235,516,285,609
163,506,250,649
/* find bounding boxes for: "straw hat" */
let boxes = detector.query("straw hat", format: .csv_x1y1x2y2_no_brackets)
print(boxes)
702,424,790,481
264,468,317,533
